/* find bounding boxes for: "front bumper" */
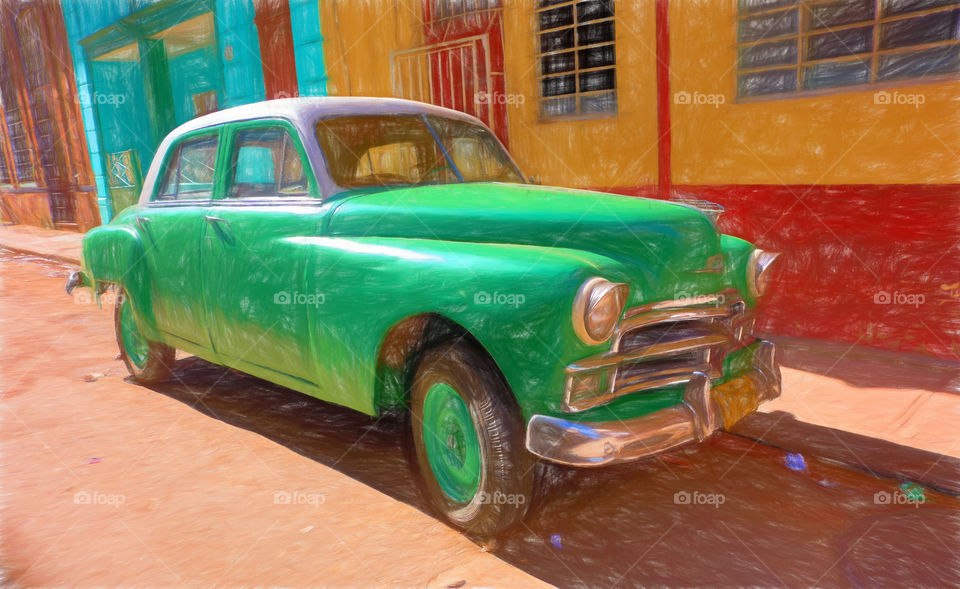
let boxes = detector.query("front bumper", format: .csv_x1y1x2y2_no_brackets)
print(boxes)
525,340,780,466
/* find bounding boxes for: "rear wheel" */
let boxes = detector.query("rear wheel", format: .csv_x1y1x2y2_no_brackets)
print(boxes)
410,342,532,537
114,287,175,383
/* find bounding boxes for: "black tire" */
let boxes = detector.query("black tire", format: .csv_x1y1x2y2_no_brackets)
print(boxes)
410,341,533,537
113,287,175,384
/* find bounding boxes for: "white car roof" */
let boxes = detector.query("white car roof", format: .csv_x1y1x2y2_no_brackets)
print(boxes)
139,97,496,204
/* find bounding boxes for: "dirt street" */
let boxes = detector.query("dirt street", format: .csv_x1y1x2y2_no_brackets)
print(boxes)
2,249,958,587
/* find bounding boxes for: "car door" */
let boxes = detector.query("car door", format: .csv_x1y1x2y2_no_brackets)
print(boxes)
138,129,220,351
201,121,326,382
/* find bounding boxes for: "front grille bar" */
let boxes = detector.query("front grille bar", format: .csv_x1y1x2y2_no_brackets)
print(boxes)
568,333,729,373
562,291,752,413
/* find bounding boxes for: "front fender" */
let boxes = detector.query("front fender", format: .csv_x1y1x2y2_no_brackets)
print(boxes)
720,234,756,307
296,236,629,418
82,224,158,339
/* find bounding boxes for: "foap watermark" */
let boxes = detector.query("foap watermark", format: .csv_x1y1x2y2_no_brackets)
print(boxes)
74,490,125,508
674,290,725,306
475,91,526,106
874,290,924,308
274,290,325,307
474,290,525,308
674,490,726,508
874,490,924,508
72,288,124,306
273,490,326,508
674,90,726,108
873,90,925,108
477,490,526,506
76,91,127,107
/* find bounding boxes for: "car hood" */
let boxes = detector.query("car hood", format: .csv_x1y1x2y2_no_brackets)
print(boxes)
327,183,725,298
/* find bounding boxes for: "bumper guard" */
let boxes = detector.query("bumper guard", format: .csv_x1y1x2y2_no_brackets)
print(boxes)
525,341,781,466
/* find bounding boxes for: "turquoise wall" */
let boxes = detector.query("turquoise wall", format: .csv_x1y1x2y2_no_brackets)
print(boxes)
289,0,327,97
169,45,224,124
217,0,266,108
61,0,131,223
62,0,273,222
89,61,154,165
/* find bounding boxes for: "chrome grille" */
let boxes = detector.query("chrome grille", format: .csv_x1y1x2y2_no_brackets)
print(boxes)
562,292,754,412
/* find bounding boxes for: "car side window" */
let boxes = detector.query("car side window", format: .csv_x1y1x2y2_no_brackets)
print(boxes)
228,127,308,198
156,134,219,201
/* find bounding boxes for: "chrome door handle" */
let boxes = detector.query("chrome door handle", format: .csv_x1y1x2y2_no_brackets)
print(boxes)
135,216,155,243
204,215,234,244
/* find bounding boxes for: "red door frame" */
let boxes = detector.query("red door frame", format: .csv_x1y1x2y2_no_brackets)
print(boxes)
655,0,671,198
421,1,509,147
253,0,299,99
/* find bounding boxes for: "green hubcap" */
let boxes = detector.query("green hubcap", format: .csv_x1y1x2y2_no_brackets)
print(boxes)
119,296,149,369
422,382,482,504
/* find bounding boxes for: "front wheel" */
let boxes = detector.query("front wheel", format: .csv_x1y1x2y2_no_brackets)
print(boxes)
114,287,175,383
410,342,533,537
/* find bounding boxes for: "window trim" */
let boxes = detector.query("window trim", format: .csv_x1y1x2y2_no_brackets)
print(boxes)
217,118,320,201
535,0,618,122
735,0,960,101
149,127,222,204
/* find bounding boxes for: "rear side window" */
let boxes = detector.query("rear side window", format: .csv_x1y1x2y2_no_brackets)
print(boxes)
227,127,309,198
156,134,219,201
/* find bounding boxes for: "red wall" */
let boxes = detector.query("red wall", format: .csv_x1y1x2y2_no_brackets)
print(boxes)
607,184,960,360
254,0,299,99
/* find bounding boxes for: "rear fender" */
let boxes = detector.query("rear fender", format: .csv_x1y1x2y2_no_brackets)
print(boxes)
81,224,159,340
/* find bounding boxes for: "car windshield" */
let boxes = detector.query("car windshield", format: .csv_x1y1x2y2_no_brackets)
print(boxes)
315,114,524,189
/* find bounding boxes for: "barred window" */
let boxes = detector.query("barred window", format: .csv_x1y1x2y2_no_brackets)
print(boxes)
17,7,58,186
537,0,617,119
737,0,960,98
0,57,36,185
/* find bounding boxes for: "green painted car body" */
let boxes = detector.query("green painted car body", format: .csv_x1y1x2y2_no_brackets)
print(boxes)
77,98,780,466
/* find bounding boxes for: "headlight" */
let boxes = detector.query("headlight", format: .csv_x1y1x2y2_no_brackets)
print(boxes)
747,249,780,298
572,278,629,345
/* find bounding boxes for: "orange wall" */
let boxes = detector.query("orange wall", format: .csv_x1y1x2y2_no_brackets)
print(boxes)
320,0,424,98
501,0,659,188
320,0,959,187
669,0,960,185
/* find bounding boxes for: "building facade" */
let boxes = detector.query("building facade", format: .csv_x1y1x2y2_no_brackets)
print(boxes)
320,0,960,360
60,0,327,223
0,0,99,231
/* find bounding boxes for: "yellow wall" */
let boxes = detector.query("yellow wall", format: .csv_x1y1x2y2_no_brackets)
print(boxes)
321,0,424,98
669,0,960,185
320,0,958,187
501,0,659,188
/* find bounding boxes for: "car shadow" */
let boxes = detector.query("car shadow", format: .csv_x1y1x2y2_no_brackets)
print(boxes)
770,335,960,393
145,355,960,588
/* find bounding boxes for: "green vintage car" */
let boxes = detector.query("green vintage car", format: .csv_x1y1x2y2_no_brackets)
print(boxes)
68,97,781,535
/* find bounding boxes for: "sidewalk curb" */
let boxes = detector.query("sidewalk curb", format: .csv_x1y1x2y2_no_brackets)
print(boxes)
0,242,80,266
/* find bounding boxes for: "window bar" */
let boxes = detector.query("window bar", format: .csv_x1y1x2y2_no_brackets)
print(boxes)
427,49,437,106
871,0,882,83
447,48,456,110
573,11,580,114
797,4,805,91
460,45,468,116
404,57,415,102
